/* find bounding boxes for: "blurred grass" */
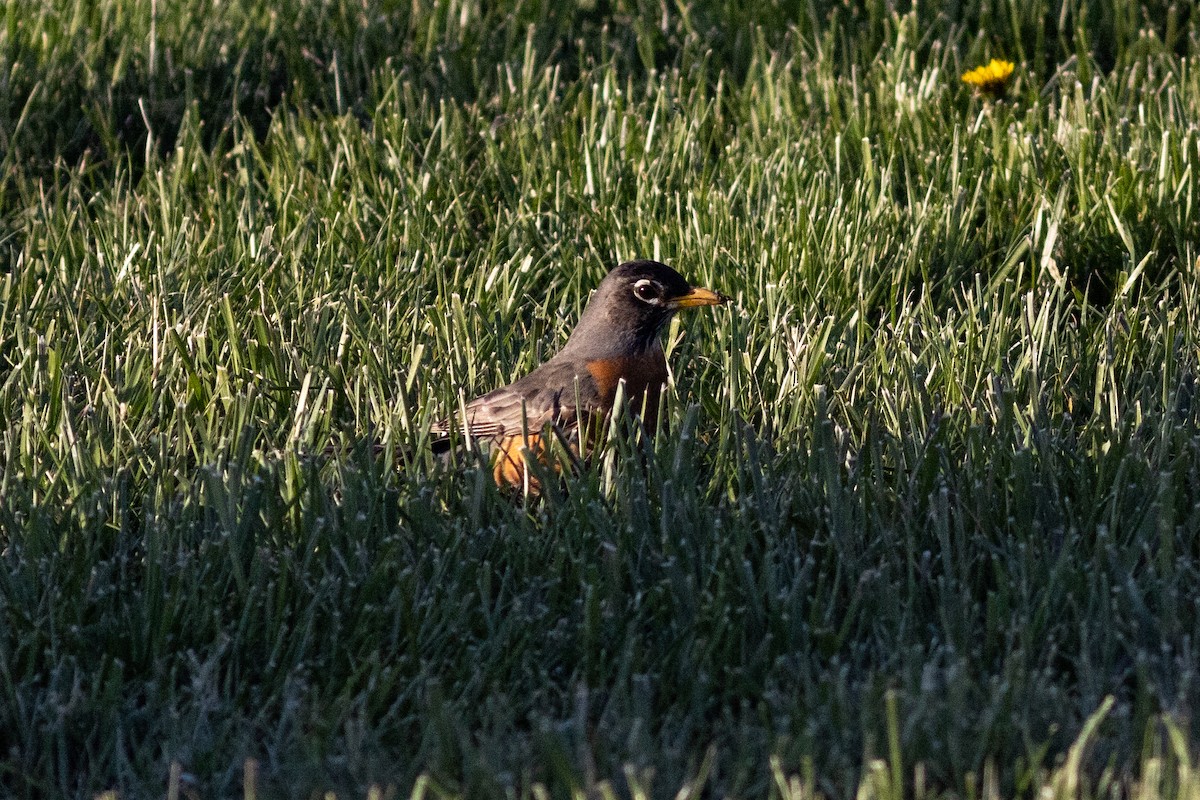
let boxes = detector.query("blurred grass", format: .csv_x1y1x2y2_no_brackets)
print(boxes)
2,0,1200,797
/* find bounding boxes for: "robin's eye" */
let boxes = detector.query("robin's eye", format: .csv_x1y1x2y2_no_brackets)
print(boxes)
633,280,660,303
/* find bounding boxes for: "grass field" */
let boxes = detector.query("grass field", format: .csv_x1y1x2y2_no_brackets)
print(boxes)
3,0,1200,797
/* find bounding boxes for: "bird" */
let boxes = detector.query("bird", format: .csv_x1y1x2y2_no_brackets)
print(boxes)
431,259,729,493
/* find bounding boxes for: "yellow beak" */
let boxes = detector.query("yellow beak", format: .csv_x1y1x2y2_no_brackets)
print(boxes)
669,286,730,309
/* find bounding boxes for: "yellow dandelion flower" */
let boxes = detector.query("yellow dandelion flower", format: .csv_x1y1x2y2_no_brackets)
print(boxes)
961,59,1015,97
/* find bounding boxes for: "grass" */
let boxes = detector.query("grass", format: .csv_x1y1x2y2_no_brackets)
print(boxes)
2,0,1200,797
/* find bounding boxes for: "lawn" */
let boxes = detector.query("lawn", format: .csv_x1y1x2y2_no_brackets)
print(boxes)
2,0,1199,797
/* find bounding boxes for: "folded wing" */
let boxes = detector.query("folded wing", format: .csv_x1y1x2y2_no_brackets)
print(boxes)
431,359,602,445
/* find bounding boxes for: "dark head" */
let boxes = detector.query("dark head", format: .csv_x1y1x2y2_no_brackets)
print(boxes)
561,260,730,357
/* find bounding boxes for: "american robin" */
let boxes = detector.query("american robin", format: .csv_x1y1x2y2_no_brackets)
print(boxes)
432,260,729,492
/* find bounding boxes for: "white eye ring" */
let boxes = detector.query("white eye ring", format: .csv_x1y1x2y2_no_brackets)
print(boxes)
633,279,660,303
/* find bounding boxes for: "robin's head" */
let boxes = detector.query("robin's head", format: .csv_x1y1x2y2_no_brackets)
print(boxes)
564,260,730,355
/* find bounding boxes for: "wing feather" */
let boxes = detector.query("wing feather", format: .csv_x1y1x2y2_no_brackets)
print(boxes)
431,360,603,443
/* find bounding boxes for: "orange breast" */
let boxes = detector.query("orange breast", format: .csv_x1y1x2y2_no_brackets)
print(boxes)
493,433,544,493
492,431,583,494
491,348,669,494
585,346,668,431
